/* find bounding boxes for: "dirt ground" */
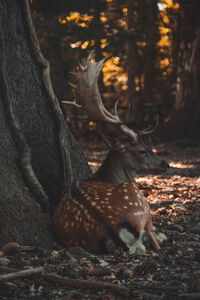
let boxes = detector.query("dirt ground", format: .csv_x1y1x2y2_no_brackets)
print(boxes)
0,143,200,300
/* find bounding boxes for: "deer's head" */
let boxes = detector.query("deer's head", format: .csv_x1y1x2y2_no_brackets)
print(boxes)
63,50,168,183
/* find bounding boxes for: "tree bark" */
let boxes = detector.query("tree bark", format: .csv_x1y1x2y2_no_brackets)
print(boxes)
127,0,141,124
127,0,159,126
0,0,91,247
165,1,200,142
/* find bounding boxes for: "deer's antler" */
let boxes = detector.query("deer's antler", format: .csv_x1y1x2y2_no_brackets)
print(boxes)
63,51,138,142
137,115,159,135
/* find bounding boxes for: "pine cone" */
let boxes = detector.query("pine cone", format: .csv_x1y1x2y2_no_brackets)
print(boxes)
139,258,157,273
0,242,20,255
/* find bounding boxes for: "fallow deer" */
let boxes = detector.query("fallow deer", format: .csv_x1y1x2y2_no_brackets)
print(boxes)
52,51,167,254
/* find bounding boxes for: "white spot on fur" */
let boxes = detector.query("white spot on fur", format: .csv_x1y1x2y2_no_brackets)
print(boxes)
135,202,139,206
133,211,144,216
136,190,140,195
129,202,133,206
124,195,129,200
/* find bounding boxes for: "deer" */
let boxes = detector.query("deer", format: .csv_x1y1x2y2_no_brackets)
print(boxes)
52,51,167,254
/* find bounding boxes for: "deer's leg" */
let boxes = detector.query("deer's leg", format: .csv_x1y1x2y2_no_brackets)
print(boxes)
118,228,146,254
146,227,161,250
146,221,167,251
129,230,146,254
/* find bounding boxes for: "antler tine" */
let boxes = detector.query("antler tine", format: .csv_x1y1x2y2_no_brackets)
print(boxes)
113,99,138,141
68,82,77,89
69,71,76,76
87,49,95,62
114,99,120,118
119,124,138,141
79,63,87,71
62,99,82,108
138,115,159,135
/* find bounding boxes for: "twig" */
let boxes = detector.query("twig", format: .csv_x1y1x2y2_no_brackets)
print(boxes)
0,266,17,273
0,267,43,282
42,272,131,296
23,0,77,192
0,266,163,298
64,251,78,262
0,265,130,295
178,292,200,299
135,282,178,291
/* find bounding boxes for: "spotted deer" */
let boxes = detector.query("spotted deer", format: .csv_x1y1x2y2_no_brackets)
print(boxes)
52,51,167,254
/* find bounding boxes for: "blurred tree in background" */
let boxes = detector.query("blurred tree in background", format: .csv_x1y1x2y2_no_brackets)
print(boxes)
30,0,200,143
165,0,200,142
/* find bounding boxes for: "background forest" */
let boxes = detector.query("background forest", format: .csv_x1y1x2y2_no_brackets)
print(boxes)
0,1,200,299
31,0,200,144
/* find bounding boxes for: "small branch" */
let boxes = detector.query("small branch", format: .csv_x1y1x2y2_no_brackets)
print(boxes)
68,82,77,89
62,100,82,108
0,266,17,273
178,293,200,300
42,272,131,296
0,265,131,296
0,267,43,283
64,251,78,262
23,0,74,193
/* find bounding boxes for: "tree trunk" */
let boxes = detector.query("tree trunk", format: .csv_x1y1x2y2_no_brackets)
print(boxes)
127,0,141,124
165,1,200,143
127,0,159,126
0,0,91,247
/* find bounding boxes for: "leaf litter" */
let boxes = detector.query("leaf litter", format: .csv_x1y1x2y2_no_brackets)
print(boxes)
0,143,199,300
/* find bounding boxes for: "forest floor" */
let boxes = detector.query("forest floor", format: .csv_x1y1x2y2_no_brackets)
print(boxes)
0,142,200,300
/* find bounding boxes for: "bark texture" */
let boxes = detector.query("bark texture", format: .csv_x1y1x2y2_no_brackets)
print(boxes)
165,1,200,142
0,0,91,247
